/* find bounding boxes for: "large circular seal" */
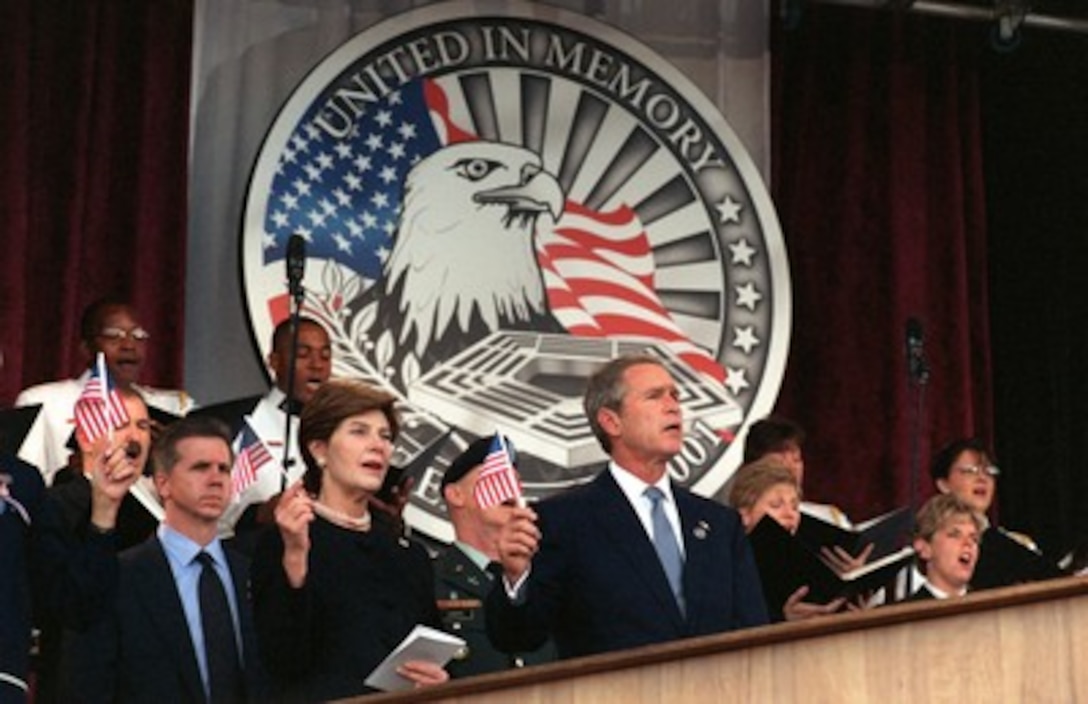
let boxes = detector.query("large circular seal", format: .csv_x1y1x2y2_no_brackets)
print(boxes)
241,1,790,541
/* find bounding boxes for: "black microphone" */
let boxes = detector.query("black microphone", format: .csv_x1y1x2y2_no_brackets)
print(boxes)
286,234,305,298
905,317,928,383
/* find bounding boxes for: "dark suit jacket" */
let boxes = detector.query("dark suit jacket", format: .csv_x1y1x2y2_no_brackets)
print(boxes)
434,544,556,678
31,474,157,703
252,512,438,702
486,469,768,659
64,537,265,703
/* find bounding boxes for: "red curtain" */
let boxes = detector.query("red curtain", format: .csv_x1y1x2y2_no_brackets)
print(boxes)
770,5,992,520
0,0,193,403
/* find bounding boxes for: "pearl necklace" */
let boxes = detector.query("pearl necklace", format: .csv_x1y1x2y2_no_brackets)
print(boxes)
313,501,372,532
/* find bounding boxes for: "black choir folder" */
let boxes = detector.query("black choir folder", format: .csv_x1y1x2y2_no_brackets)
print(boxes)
971,527,1065,590
0,404,40,454
795,506,914,562
748,516,915,610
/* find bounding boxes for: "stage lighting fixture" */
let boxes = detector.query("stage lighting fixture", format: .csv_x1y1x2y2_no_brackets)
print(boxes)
991,0,1030,52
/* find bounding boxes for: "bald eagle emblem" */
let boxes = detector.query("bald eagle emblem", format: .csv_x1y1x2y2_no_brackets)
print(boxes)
242,4,790,538
357,141,566,384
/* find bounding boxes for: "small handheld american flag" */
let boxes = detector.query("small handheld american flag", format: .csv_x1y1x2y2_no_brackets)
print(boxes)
231,419,273,497
473,433,524,509
74,352,131,445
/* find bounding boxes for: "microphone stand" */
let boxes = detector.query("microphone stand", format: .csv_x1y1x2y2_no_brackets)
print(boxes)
905,352,930,599
281,275,305,492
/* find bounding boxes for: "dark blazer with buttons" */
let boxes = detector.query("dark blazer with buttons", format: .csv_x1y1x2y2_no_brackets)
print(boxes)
251,512,439,702
434,544,556,678
1,454,44,704
62,537,265,703
485,468,769,659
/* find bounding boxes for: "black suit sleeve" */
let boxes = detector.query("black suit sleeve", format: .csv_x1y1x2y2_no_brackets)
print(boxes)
484,508,566,655
250,527,316,681
31,490,120,631
57,589,120,704
484,572,553,655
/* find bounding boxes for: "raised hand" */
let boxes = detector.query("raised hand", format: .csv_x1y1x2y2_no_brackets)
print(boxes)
496,505,540,584
275,481,315,587
89,436,143,530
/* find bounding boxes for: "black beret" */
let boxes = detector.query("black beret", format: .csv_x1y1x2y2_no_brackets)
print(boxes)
441,434,518,491
441,436,493,491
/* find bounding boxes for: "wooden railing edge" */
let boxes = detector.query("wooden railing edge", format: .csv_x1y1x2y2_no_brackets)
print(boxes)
350,575,1088,703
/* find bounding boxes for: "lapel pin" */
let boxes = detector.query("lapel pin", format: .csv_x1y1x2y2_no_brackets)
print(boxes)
693,520,710,540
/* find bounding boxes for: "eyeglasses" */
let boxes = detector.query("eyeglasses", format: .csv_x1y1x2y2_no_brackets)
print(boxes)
953,464,1000,478
98,326,151,342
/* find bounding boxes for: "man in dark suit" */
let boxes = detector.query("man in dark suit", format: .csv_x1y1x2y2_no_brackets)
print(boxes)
64,416,264,703
434,437,556,677
486,354,768,659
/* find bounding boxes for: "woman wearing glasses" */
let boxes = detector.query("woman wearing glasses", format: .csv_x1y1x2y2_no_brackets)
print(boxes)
930,438,1003,519
929,437,1061,589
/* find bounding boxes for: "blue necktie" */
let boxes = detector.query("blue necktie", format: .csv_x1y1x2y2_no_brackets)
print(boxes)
645,487,685,615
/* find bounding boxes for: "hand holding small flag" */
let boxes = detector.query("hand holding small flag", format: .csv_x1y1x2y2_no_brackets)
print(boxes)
473,432,524,510
74,352,131,445
231,420,274,498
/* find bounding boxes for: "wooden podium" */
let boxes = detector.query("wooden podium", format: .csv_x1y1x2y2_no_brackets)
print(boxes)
357,576,1088,703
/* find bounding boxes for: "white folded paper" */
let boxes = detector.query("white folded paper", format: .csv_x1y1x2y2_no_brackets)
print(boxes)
364,624,466,692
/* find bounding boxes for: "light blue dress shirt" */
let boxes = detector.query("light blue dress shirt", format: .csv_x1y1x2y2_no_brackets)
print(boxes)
157,523,243,698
